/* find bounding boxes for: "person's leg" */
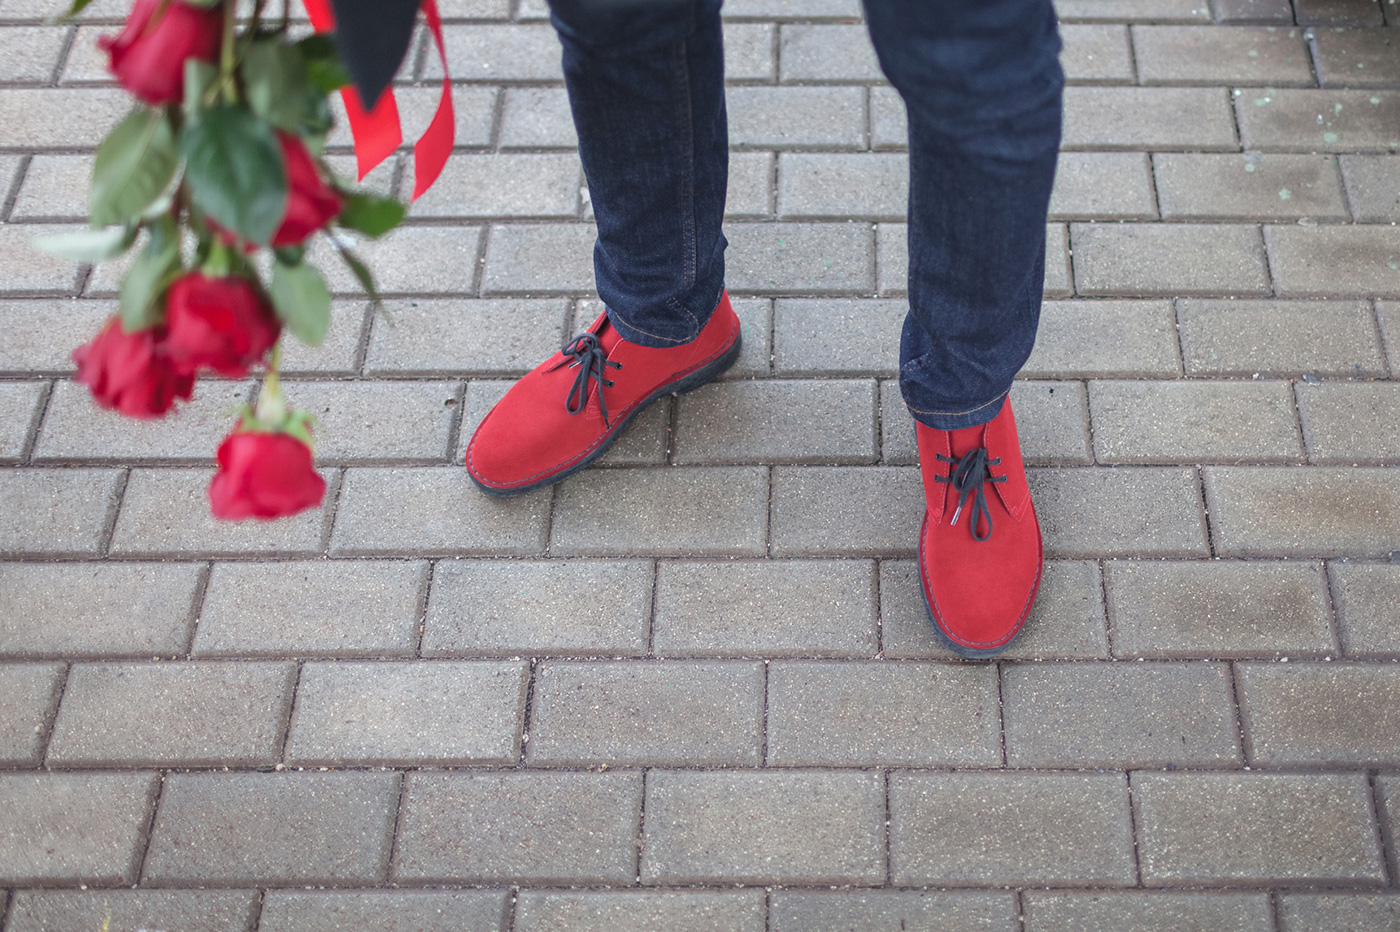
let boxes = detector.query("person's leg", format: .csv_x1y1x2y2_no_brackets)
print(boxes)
551,0,729,346
465,0,741,496
864,0,1063,658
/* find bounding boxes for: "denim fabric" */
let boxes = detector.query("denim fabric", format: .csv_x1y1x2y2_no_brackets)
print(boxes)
547,0,1064,429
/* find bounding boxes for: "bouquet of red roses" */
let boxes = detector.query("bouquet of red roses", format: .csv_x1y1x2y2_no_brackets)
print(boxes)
37,0,418,520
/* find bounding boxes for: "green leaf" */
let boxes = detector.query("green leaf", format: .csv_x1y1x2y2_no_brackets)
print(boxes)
89,109,179,228
242,40,311,133
330,239,379,303
32,226,136,263
120,217,181,333
336,192,406,239
182,105,288,245
269,259,332,346
297,34,351,94
183,59,218,123
47,0,96,23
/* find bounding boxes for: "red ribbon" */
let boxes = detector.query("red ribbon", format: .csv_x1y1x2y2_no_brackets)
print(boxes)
302,0,454,199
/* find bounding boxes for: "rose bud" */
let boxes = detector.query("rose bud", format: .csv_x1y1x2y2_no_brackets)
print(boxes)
208,425,326,521
163,273,281,378
99,0,223,107
272,132,343,247
72,317,195,419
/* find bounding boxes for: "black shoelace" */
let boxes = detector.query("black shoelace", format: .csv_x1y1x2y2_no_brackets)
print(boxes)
933,447,1007,542
560,332,622,426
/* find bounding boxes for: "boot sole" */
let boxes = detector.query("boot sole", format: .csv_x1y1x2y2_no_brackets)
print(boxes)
469,331,743,498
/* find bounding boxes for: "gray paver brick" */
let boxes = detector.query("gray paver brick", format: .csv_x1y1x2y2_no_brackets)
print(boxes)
771,465,922,556
1177,298,1386,377
652,559,877,658
1298,381,1400,463
773,298,904,376
111,468,327,557
727,152,774,219
280,302,368,376
1009,381,1094,465
0,467,119,555
778,24,881,82
724,222,873,293
1314,28,1400,87
7,890,258,932
10,154,90,221
1072,223,1270,296
1237,90,1400,151
881,559,1111,660
331,466,549,556
436,0,512,16
327,87,498,150
0,380,42,461
0,27,68,82
870,86,907,150
259,891,508,932
0,772,157,884
0,88,128,148
34,379,253,464
412,154,581,219
428,24,563,80
724,22,776,81
278,380,459,463
877,222,905,293
727,86,865,148
424,559,651,656
1205,466,1400,556
1133,772,1385,884
1133,25,1313,84
1329,562,1400,656
642,770,885,885
1279,894,1400,932
673,379,876,464
515,891,765,932
0,562,201,659
1049,152,1156,220
1004,661,1241,768
889,772,1135,886
724,296,774,377
0,225,82,294
47,661,293,767
144,772,398,885
1213,0,1296,20
770,892,1018,932
1106,559,1335,658
1045,222,1072,296
1239,662,1400,764
1029,467,1210,558
880,380,916,464
1062,87,1237,149
1089,379,1303,464
1060,24,1134,83
1298,0,1385,23
1023,892,1273,932
767,661,1001,766
499,87,577,148
0,301,114,375
777,152,906,219
722,0,862,15
196,560,424,658
1267,225,1400,297
1340,155,1400,220
528,661,763,766
1023,300,1180,378
550,466,768,557
1382,301,1400,373
1055,0,1211,20
287,660,527,765
1155,153,1348,220
0,662,62,766
481,223,595,294
316,226,484,295
395,772,641,883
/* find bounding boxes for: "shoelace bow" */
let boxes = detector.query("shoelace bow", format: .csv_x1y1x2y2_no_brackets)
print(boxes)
933,447,1007,542
559,332,622,426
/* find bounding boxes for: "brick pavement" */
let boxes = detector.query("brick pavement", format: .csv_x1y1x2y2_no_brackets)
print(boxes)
2,1,1400,929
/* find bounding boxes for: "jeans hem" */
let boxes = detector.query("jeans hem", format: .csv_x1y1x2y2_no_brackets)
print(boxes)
904,386,1010,431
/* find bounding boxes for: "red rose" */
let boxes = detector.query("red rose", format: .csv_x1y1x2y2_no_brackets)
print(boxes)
208,426,326,520
272,132,343,247
72,317,195,419
99,0,223,107
163,273,280,378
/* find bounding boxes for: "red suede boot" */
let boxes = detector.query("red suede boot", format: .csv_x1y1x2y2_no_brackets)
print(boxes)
916,399,1043,658
466,291,742,496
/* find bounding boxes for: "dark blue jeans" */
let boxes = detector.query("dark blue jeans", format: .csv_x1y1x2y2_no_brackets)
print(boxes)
548,0,1064,430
